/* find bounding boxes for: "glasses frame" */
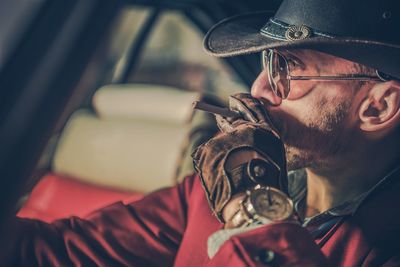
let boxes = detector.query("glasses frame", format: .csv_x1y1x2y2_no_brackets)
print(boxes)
262,49,386,99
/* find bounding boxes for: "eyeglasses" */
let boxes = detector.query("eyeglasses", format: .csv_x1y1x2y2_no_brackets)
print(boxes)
262,49,387,99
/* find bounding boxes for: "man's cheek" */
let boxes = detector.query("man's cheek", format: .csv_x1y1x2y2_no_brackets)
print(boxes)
285,81,316,100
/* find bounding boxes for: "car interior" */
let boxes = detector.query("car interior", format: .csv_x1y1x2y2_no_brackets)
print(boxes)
0,0,282,224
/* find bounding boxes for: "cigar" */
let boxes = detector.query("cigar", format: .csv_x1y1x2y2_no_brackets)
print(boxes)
192,101,241,119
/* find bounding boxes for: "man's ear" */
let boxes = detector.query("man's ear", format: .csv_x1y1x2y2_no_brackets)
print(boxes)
359,80,400,132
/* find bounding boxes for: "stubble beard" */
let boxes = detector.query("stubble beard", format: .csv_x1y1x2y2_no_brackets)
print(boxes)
273,97,354,171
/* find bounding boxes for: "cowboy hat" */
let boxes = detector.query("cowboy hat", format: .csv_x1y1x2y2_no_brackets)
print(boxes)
204,0,400,79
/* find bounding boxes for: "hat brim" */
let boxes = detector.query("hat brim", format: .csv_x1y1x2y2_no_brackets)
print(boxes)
204,12,400,79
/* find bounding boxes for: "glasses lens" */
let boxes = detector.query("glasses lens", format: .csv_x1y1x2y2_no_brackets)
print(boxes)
267,50,290,99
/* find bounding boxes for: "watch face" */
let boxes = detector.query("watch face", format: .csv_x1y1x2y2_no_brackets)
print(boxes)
249,187,293,221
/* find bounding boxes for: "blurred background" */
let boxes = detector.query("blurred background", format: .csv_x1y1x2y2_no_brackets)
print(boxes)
0,0,281,222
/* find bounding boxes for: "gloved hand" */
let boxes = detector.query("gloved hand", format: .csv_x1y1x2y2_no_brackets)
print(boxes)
192,93,288,222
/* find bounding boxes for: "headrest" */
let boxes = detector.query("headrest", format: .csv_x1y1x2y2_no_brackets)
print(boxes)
92,84,199,124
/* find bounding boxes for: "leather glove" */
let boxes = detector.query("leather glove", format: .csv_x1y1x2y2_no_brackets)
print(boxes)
192,93,288,222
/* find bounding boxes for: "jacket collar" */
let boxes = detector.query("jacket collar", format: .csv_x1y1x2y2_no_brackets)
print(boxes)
288,165,400,226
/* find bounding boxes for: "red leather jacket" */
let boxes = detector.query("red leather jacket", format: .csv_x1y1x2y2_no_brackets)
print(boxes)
1,173,400,266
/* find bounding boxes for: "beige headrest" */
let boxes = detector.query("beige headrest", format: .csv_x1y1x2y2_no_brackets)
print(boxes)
92,84,199,124
52,85,200,192
53,111,189,192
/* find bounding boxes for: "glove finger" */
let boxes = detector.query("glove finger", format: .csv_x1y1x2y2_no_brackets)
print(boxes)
230,93,271,123
191,142,205,163
229,94,258,123
215,114,235,133
230,93,279,135
216,114,251,133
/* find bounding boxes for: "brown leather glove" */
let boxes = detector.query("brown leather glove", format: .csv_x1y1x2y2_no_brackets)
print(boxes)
192,93,288,222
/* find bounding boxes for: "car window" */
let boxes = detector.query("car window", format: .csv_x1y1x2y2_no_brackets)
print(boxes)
105,7,248,99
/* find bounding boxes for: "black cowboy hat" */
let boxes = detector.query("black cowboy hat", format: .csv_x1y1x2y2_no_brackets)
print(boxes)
204,0,400,79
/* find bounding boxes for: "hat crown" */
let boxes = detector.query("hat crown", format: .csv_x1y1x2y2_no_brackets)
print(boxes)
275,0,400,43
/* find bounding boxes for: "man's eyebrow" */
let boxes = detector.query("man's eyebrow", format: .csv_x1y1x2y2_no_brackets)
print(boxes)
282,50,306,67
283,50,303,60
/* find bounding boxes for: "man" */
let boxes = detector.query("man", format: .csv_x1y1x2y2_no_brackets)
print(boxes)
1,0,400,266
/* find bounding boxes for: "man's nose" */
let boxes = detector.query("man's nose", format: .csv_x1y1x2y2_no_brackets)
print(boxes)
251,70,282,106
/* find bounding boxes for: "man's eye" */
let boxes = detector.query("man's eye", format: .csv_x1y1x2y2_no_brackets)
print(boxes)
286,58,304,70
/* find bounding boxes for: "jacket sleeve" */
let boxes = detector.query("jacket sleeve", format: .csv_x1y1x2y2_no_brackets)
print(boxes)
207,222,330,267
0,175,195,267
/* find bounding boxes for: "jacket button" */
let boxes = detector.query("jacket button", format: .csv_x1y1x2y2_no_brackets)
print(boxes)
255,249,275,264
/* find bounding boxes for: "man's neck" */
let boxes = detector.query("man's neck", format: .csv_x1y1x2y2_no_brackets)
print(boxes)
303,143,400,218
304,168,359,218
